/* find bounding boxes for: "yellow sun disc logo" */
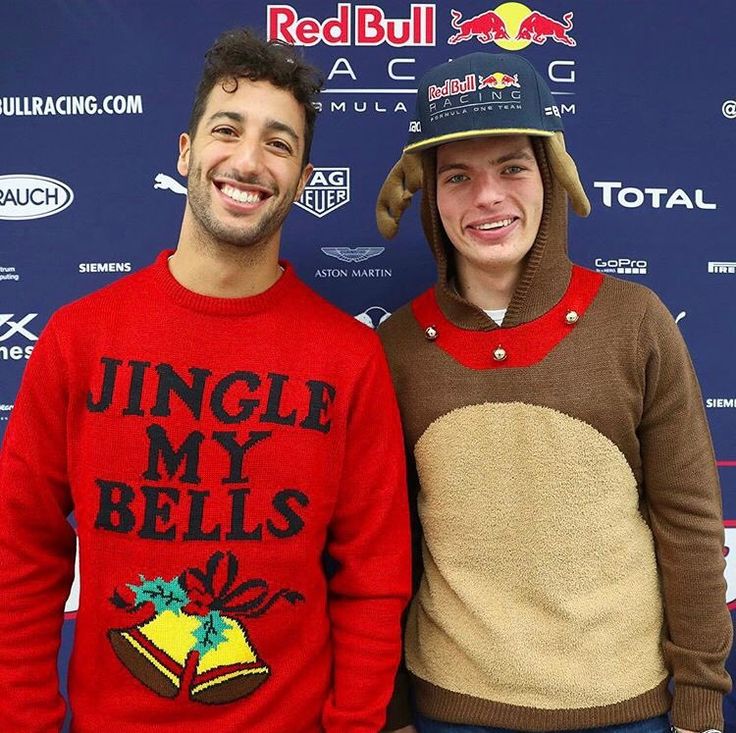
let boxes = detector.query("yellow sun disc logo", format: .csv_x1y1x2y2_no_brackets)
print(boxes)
494,2,534,50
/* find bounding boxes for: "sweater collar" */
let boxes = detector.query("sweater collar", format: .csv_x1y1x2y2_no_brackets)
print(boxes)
150,249,297,317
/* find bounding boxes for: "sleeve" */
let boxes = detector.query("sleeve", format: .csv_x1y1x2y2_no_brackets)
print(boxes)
637,293,733,731
321,340,412,733
0,314,76,732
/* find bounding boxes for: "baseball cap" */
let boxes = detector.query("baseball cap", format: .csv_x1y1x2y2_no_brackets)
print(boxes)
405,52,563,153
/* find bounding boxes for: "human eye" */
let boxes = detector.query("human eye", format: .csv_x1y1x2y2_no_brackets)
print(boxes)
445,173,468,184
212,126,237,138
503,164,525,175
268,138,294,155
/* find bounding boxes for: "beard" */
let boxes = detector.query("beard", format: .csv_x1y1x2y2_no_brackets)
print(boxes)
186,160,299,250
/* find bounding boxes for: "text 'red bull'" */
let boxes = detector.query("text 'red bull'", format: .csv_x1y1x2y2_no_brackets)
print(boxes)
266,3,436,46
428,74,478,101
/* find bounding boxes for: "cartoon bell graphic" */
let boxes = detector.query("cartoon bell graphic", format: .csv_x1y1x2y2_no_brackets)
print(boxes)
108,551,304,704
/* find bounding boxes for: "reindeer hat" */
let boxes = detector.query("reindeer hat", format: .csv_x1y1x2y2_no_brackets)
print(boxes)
376,52,590,240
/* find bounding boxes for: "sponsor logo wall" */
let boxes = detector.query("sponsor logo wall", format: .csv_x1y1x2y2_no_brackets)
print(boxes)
296,167,351,217
3,1,736,728
0,175,74,220
0,313,38,361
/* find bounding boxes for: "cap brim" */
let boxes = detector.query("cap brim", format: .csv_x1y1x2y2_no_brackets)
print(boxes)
404,127,555,154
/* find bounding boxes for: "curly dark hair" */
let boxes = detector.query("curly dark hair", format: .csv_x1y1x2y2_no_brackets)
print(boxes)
189,28,323,167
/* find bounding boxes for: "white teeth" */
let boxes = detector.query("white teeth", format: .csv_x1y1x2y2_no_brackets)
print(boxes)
475,218,513,230
221,184,261,204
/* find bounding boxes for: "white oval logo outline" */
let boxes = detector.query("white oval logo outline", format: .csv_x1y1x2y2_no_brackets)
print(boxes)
0,174,74,220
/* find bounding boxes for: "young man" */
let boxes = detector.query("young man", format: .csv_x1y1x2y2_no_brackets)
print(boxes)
0,29,410,732
376,52,732,733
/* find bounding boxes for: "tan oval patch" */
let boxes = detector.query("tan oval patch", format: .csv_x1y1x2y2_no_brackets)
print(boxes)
408,401,666,709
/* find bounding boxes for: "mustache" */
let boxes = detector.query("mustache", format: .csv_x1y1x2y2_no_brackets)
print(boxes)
209,170,276,194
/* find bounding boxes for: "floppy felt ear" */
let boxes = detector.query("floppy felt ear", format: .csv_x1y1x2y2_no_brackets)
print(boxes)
545,131,591,217
375,151,423,239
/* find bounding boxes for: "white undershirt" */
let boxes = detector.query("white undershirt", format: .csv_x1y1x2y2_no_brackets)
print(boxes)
484,308,507,326
450,277,507,326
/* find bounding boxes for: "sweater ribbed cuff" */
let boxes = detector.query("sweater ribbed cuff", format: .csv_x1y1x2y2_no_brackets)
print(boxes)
670,685,725,732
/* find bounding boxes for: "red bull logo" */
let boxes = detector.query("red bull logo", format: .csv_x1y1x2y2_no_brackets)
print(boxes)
478,72,521,90
267,3,436,46
516,11,575,46
427,73,478,101
447,4,576,49
448,9,509,45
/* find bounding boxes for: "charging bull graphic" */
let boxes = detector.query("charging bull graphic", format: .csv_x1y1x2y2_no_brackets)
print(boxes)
479,72,521,90
448,9,510,44
515,11,576,46
108,551,304,703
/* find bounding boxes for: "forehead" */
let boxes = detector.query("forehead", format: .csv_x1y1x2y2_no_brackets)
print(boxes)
200,77,305,134
436,134,535,165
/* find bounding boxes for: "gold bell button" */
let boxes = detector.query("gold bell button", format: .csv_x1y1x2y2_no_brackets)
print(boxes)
565,310,579,324
493,346,507,362
425,325,438,341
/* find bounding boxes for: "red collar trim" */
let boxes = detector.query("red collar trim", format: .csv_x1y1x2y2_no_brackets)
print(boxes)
411,266,604,370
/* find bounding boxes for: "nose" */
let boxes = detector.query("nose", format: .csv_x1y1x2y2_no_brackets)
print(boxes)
472,172,506,208
227,136,266,180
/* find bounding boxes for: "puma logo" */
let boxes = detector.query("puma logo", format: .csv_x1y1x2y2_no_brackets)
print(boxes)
154,173,187,196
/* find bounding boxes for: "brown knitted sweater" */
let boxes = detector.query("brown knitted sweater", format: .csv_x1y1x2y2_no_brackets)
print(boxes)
379,141,732,731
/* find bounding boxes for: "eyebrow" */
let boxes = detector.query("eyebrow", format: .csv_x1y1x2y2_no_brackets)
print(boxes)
437,148,535,175
205,111,300,145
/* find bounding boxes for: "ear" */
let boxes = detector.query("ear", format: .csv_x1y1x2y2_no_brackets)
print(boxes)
375,152,423,239
177,133,191,177
545,132,591,217
294,162,313,202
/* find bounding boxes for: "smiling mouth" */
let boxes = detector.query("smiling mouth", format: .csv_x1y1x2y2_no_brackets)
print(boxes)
212,176,274,206
469,218,516,231
220,184,267,204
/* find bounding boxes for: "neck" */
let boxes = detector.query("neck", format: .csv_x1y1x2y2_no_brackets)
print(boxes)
455,257,522,311
172,211,282,298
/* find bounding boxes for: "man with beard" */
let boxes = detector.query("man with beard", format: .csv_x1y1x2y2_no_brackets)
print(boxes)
376,53,731,733
0,29,410,733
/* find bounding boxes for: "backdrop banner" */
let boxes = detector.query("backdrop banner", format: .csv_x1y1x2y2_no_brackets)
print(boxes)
1,2,735,730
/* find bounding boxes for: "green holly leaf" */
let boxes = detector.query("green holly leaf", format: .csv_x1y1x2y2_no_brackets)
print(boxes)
128,576,189,615
192,611,229,654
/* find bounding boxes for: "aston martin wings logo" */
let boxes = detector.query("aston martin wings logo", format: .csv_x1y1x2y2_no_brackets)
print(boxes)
321,247,385,263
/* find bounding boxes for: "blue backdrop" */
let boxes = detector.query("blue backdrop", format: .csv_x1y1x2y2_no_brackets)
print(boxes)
1,1,735,730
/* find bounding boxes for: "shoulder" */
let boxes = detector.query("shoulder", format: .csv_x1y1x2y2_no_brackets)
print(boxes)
43,264,154,344
377,296,426,349
590,274,686,366
294,279,376,338
593,272,675,328
376,295,429,383
289,274,386,361
595,271,657,305
54,262,153,323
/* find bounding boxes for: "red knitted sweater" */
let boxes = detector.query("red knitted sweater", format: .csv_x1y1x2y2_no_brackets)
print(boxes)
0,251,410,733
